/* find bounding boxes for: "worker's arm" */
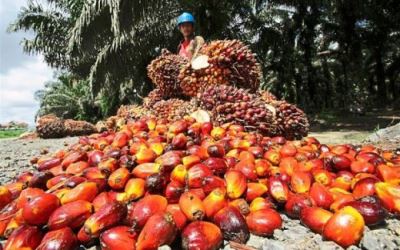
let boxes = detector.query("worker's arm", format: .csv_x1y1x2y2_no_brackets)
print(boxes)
190,36,205,60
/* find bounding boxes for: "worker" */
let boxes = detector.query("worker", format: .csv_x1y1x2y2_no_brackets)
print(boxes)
177,12,205,60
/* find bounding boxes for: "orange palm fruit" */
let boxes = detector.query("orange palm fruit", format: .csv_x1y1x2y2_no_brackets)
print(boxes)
264,149,280,165
156,151,183,172
323,206,365,248
350,160,375,174
15,171,33,185
100,226,137,250
330,192,355,212
169,120,188,134
135,147,157,164
203,188,228,218
45,174,70,189
0,202,18,238
37,157,61,171
4,225,43,250
226,149,240,159
284,194,313,218
111,132,130,148
48,165,65,176
268,176,289,203
280,143,297,157
170,164,187,184
0,186,12,210
210,127,226,140
202,176,226,195
124,178,146,201
126,195,168,229
300,206,333,234
171,133,188,149
187,164,213,188
98,158,118,176
22,193,60,225
108,167,130,190
64,176,87,189
16,188,45,209
132,163,161,179
83,167,106,180
84,201,127,237
213,206,249,244
4,216,23,239
245,182,268,202
230,199,250,216
249,197,274,212
181,221,223,250
234,160,257,181
375,182,400,213
255,159,271,177
225,170,247,199
238,151,255,162
290,171,312,194
60,181,98,204
302,159,323,172
312,169,334,186
376,164,400,182
166,204,187,231
87,150,104,166
36,227,78,250
352,177,378,199
48,200,93,230
136,212,178,250
279,157,298,176
179,191,206,221
246,209,282,236
65,161,90,175
61,151,86,169
182,155,201,168
309,182,334,210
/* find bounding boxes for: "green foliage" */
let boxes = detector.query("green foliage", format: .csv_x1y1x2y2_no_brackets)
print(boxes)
0,129,27,139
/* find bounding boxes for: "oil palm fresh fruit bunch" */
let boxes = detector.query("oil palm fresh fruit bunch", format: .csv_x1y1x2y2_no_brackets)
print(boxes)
36,114,66,138
153,99,199,122
143,89,164,109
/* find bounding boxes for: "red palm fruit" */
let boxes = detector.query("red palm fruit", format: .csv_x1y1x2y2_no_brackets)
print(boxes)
249,197,274,212
182,155,201,169
245,183,268,202
179,191,206,221
271,136,286,145
302,159,324,172
60,182,98,204
149,142,164,156
312,169,334,186
4,216,22,239
330,145,349,155
92,192,113,212
248,146,264,159
202,176,226,195
234,160,257,181
280,143,297,158
4,225,42,250
84,201,127,237
125,178,146,201
351,160,375,174
16,171,33,185
61,151,86,169
169,120,188,134
0,202,18,238
188,188,206,200
171,133,188,149
238,151,255,163
246,209,282,236
230,199,250,216
309,183,334,210
132,163,161,179
98,158,118,176
171,164,187,184
376,164,400,182
182,221,223,250
225,170,247,199
331,175,352,192
207,144,225,158
351,173,378,189
135,147,157,164
187,164,213,188
83,167,106,180
136,212,178,250
46,174,70,189
255,159,271,177
268,176,289,203
331,155,352,171
87,150,103,166
22,193,60,225
36,227,78,250
77,226,93,246
352,177,378,199
343,198,386,226
187,145,208,160
100,226,137,250
203,157,228,176
16,188,45,209
290,171,312,194
127,195,168,229
64,176,87,189
48,165,65,176
65,161,90,175
375,182,400,213
166,204,187,230
203,188,228,218
37,157,61,171
300,206,333,234
0,186,12,210
48,200,93,230
284,194,313,218
111,132,130,148
28,171,54,189
264,149,280,165
323,206,365,248
213,206,249,244
279,157,298,176
210,127,226,140
165,181,185,203
330,193,355,212
226,149,240,159
201,122,213,135
156,151,184,172
108,167,130,190
93,138,109,151
5,182,25,200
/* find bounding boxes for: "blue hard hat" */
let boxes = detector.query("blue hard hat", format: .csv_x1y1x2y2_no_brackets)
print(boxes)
177,12,195,26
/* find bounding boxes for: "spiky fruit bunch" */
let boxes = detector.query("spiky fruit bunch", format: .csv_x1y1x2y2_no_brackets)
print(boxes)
116,105,153,120
179,40,262,97
36,114,66,138
64,120,96,136
271,101,309,140
153,99,199,122
147,49,188,98
198,85,277,135
143,89,164,108
258,90,277,103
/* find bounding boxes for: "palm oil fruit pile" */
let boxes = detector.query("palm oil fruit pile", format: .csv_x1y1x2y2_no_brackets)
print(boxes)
1,117,400,250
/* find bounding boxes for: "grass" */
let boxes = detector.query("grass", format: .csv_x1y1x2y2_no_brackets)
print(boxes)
0,129,27,139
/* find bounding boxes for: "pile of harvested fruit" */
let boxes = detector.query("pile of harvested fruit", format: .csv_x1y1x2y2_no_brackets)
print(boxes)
1,116,400,249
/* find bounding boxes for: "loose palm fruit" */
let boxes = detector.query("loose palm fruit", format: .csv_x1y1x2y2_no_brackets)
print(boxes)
213,206,249,243
300,206,333,234
4,225,43,250
181,221,223,250
203,188,228,218
100,226,137,250
36,227,78,250
22,193,60,225
127,195,168,229
61,181,98,204
225,170,247,199
179,191,206,221
48,200,93,230
246,209,282,236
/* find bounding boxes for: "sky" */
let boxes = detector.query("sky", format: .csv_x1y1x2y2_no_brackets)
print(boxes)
0,0,54,126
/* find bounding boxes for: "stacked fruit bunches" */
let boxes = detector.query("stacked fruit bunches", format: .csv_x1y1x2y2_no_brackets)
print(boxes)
152,98,199,122
63,119,97,137
179,40,262,97
147,49,188,98
142,88,165,109
36,114,66,138
197,85,279,136
2,117,400,250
